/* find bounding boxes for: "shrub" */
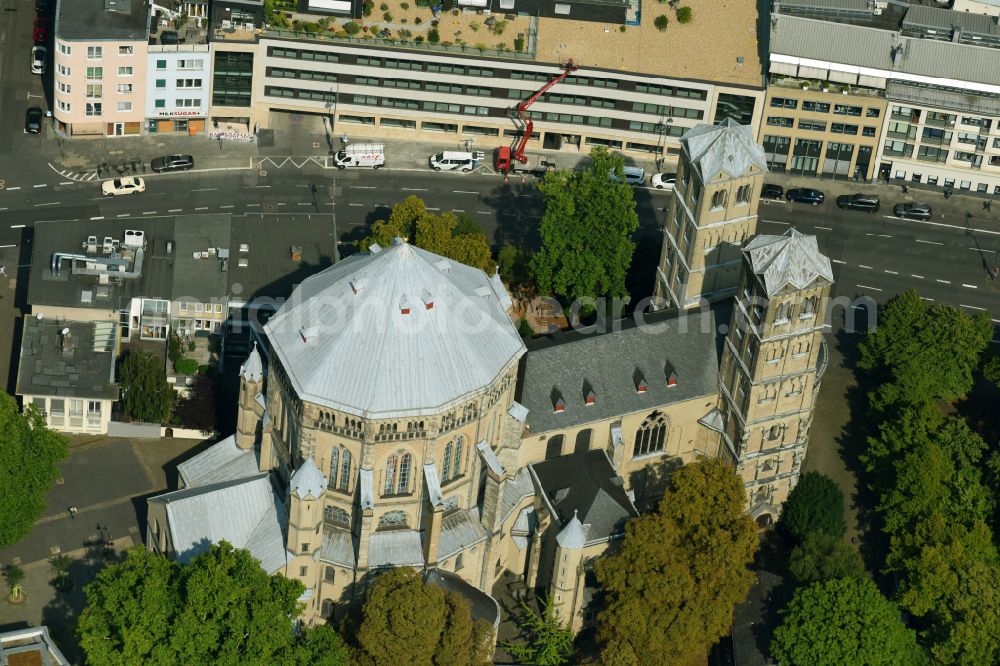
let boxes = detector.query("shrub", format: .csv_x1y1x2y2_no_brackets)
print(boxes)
415,35,424,42
654,14,669,31
363,0,374,16
174,358,199,375
383,11,393,21
492,19,507,35
619,24,626,32
475,42,487,51
401,18,407,23
379,2,388,9
470,20,480,31
168,336,182,365
343,21,361,34
676,6,692,23
414,16,422,24
513,35,524,50
518,318,534,338
428,27,440,43
318,17,332,29
400,1,409,7
187,339,196,352
399,28,412,39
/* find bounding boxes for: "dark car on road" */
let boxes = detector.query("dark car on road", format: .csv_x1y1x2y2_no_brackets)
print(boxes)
836,193,880,213
24,107,43,134
150,155,194,173
786,188,825,205
761,184,784,200
893,202,932,221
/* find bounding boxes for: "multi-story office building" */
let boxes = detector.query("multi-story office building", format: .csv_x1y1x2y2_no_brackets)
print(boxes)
764,1,1000,191
207,0,765,162
146,1,212,135
53,0,149,137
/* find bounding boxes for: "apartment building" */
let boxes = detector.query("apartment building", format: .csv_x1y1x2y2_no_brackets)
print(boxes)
764,1,1000,191
207,0,765,163
53,0,149,137
146,1,212,135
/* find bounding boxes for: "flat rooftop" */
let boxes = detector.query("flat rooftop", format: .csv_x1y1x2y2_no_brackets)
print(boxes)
535,0,763,85
57,0,150,41
17,317,119,400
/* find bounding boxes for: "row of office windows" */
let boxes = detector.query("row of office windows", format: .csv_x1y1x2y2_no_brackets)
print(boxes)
770,97,880,118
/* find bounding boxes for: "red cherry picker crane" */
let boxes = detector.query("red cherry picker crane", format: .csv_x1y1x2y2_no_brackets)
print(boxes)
494,60,578,175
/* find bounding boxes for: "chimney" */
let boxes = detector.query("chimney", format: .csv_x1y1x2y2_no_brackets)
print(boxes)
61,327,73,356
399,295,412,315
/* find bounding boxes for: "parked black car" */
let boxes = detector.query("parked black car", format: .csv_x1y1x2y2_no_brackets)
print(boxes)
761,184,784,200
24,107,43,134
893,202,932,221
786,188,825,205
836,193,880,213
150,154,194,173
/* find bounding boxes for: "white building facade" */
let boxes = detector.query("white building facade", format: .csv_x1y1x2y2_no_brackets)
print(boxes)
146,45,212,135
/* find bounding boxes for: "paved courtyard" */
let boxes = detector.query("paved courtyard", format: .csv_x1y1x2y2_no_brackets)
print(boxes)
0,435,207,660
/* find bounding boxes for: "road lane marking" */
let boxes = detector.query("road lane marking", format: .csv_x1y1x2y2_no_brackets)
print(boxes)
0,244,16,248
33,202,60,207
33,184,47,188
168,208,182,212
426,207,440,211
297,202,312,206
90,216,104,220
916,239,944,245
962,284,978,289
865,233,892,238
906,218,1000,237
220,205,235,209
971,247,997,254
453,190,479,194
476,210,491,215
248,185,270,189
7,187,21,191
453,209,465,213
247,203,260,207
937,279,951,284
402,188,428,192
117,213,130,217
142,211,156,215
859,265,873,269
962,304,986,311
192,188,217,192
348,203,363,207
912,274,924,279
884,270,898,275
831,259,846,265
815,226,833,231
59,181,73,185
350,186,376,189
195,206,208,210
922,297,935,301
856,284,882,291
10,224,25,228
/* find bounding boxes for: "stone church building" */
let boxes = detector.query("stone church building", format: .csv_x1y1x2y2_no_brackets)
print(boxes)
146,120,833,635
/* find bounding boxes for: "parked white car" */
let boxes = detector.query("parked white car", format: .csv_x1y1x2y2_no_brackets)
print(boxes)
651,172,676,190
30,45,46,75
102,177,145,196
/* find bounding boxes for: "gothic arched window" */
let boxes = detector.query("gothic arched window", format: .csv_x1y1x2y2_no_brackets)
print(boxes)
378,510,408,529
452,437,463,480
324,505,350,527
711,189,727,209
442,441,454,483
384,451,412,495
339,449,352,492
397,452,412,494
384,454,397,495
321,599,334,618
633,411,667,457
327,448,340,490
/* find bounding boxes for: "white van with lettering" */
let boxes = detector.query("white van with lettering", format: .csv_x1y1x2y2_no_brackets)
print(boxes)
429,151,476,172
333,143,385,169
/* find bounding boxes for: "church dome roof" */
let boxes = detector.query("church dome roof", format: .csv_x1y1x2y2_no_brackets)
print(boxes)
264,241,525,419
289,456,326,500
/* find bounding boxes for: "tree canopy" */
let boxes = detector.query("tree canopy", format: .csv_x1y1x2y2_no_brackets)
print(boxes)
355,567,492,666
594,458,757,666
173,374,216,431
779,471,846,543
530,147,639,307
771,577,926,666
76,543,347,666
120,350,174,423
0,391,68,547
788,530,865,585
503,598,575,666
360,196,494,273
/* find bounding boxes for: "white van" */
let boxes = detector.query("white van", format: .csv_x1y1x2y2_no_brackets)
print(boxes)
333,143,385,169
429,151,476,172
609,166,646,186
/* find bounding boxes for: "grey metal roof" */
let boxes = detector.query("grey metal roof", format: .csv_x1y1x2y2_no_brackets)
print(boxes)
17,318,119,400
683,119,768,182
320,528,356,567
368,529,425,568
177,435,260,488
360,468,375,510
476,440,505,477
499,468,535,523
438,508,488,560
886,80,1000,116
264,241,525,419
511,507,537,551
769,13,1000,88
699,407,726,433
508,401,530,423
56,0,149,41
171,216,231,303
744,229,834,297
902,4,1000,37
518,308,722,436
423,463,445,507
424,569,501,631
150,473,289,573
530,449,638,545
240,344,264,382
290,457,326,500
556,511,588,549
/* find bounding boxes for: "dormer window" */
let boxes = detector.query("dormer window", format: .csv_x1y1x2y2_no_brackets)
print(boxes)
399,295,411,315
299,326,318,344
633,369,647,394
584,390,596,406
667,372,678,387
350,278,364,294
421,289,434,310
552,389,565,413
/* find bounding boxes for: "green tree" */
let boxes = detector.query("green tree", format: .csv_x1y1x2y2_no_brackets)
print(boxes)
676,6,692,23
771,577,926,666
858,290,992,411
120,350,174,423
454,213,485,238
357,568,491,666
0,392,68,547
788,531,865,584
503,597,575,666
594,458,757,666
415,210,458,256
498,244,533,292
779,471,846,543
77,543,341,666
3,564,25,601
76,546,182,665
654,14,669,31
49,554,75,592
286,624,349,666
530,147,639,308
